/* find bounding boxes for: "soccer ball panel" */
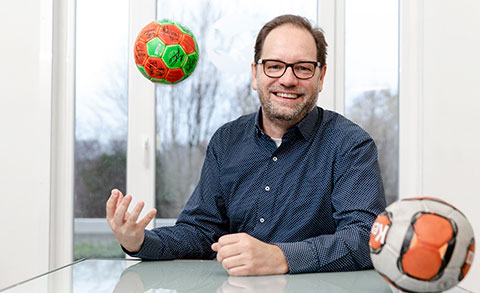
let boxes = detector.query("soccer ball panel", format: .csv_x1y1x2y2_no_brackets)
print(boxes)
146,37,166,58
137,21,160,43
145,57,168,80
134,41,148,66
183,52,199,75
158,24,183,46
180,34,197,54
401,237,444,280
163,45,186,69
165,68,185,84
413,213,454,247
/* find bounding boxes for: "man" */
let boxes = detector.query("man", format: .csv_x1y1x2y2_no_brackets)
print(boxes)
106,14,386,276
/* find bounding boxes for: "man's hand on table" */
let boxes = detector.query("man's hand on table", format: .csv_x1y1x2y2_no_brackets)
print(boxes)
212,232,289,276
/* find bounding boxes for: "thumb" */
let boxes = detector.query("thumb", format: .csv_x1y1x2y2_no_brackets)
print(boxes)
211,242,220,252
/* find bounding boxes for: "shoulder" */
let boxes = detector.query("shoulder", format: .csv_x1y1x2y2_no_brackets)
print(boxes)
319,109,374,150
213,112,255,139
208,112,256,152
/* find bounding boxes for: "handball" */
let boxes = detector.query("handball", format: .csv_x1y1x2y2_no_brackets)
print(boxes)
134,20,199,84
369,197,475,292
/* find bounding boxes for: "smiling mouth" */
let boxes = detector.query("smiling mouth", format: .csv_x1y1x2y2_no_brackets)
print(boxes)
273,92,301,99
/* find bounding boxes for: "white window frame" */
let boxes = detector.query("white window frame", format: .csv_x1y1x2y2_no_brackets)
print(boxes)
50,0,76,270
317,0,345,114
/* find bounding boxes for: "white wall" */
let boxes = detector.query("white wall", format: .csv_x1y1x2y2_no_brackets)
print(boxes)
0,0,52,289
400,0,480,291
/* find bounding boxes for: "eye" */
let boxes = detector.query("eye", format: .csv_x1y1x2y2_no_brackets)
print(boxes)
295,64,314,72
266,62,284,71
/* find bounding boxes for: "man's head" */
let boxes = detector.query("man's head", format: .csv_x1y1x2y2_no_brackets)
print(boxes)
251,15,328,128
254,14,327,69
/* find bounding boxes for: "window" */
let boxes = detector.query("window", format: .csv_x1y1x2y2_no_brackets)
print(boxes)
74,0,129,259
70,0,397,262
344,0,399,204
154,0,318,221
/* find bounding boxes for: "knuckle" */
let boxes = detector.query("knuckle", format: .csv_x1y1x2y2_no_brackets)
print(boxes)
221,260,230,270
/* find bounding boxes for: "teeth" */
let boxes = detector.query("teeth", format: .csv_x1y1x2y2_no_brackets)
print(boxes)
276,92,298,99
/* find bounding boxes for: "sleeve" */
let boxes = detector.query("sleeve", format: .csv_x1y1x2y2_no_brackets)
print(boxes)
125,137,229,260
275,135,386,273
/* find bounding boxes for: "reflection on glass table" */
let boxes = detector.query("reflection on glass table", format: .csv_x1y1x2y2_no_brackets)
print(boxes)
0,259,471,293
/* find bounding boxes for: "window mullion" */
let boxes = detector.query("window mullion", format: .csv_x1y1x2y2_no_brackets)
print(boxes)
317,0,345,113
126,0,157,229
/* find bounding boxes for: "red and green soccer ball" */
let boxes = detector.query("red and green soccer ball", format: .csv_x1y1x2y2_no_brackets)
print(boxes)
134,20,199,84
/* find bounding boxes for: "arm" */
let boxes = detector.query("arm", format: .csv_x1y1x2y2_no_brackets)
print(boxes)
275,137,386,273
126,142,229,260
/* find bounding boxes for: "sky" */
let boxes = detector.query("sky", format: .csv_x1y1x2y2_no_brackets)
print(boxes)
345,0,399,103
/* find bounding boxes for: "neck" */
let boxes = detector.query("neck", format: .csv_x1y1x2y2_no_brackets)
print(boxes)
262,113,301,139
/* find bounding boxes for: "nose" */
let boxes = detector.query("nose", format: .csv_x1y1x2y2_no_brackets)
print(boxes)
278,66,299,87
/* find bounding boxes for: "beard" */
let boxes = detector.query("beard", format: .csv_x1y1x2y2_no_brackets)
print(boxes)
257,83,319,123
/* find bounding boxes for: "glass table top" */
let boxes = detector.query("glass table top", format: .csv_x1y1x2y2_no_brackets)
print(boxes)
0,258,471,293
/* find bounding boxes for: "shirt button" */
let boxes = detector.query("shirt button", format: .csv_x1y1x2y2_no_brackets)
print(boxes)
265,186,270,191
259,218,265,223
272,156,278,162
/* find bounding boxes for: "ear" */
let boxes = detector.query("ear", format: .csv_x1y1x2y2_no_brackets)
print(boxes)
251,62,257,91
317,65,327,92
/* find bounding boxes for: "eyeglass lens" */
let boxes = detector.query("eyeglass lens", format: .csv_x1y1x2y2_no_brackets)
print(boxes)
263,60,316,79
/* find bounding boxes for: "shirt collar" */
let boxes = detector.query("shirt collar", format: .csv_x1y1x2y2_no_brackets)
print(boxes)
296,106,321,139
254,107,322,140
254,109,264,136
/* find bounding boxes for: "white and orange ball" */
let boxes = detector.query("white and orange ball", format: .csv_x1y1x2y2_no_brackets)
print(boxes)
369,197,475,292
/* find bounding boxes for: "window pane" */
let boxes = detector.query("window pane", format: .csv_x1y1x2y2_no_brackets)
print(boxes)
154,0,317,220
344,0,399,204
74,0,129,259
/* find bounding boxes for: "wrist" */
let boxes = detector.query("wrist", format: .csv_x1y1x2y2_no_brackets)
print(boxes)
122,234,145,254
272,244,289,274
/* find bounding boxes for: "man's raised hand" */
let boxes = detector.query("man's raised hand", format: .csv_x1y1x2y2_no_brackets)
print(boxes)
106,189,157,253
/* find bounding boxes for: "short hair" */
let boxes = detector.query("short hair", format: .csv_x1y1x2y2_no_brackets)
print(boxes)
254,14,328,67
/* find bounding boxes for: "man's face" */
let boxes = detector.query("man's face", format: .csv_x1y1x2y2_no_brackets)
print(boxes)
251,25,326,124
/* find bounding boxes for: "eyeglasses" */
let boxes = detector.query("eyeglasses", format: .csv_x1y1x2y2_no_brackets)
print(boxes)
257,59,321,79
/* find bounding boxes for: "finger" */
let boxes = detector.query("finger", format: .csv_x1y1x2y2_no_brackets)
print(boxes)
106,190,119,220
227,265,249,277
126,200,145,226
218,233,242,246
113,194,132,225
115,189,125,208
137,208,157,229
211,242,219,252
221,254,246,273
217,243,242,261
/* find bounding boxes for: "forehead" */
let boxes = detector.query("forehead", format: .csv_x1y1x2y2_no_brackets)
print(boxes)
262,24,317,62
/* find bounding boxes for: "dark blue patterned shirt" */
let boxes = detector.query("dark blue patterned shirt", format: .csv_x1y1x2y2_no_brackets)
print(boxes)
129,107,386,273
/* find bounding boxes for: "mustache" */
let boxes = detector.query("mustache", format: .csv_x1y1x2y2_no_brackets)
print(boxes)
267,86,306,95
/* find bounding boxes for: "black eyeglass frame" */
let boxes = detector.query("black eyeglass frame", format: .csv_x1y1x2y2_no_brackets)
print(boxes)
256,59,322,80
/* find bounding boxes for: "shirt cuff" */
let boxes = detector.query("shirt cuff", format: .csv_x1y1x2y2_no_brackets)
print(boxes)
275,241,319,274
